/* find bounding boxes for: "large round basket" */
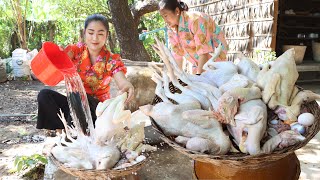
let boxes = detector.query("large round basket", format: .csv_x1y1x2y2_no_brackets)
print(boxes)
50,154,146,180
151,83,320,169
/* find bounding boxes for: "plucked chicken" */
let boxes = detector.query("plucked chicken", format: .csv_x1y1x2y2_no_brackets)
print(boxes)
51,93,156,170
146,38,318,156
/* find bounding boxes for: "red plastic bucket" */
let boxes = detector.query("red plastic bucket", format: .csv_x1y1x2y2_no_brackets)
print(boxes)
31,42,76,86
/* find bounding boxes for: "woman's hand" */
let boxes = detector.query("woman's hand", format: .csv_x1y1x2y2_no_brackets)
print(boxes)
58,46,64,51
119,81,134,103
113,71,134,103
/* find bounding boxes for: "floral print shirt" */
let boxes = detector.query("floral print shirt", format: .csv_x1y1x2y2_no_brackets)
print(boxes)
65,43,126,102
168,11,228,68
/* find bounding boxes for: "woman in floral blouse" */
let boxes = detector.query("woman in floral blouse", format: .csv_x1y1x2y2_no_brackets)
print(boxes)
36,14,134,135
159,0,228,74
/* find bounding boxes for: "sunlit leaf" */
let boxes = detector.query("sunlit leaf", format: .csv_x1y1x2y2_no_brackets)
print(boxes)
16,160,24,172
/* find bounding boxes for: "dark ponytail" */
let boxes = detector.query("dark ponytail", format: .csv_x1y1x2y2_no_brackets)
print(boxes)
179,1,189,11
159,0,189,12
84,14,108,31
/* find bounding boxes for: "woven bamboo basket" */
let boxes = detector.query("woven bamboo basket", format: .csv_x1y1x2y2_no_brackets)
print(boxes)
50,153,146,180
151,83,320,169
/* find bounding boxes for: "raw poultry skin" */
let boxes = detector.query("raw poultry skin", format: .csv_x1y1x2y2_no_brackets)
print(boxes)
140,103,231,155
257,48,320,122
257,49,299,110
51,93,155,170
261,130,305,153
227,99,267,155
226,92,305,155
186,137,218,154
213,86,262,126
219,74,250,93
148,38,231,154
152,40,214,110
236,56,260,82
201,61,238,87
148,39,311,156
94,93,131,145
51,115,121,169
280,90,320,121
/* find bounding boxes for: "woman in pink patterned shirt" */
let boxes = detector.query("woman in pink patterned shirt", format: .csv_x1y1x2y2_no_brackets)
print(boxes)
159,0,228,74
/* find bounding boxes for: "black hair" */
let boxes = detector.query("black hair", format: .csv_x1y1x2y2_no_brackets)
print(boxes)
84,14,108,31
159,0,189,12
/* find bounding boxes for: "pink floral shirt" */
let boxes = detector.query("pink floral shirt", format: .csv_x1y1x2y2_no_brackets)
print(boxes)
168,11,228,68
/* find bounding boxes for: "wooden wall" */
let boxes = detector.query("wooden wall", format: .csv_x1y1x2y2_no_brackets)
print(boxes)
186,0,278,62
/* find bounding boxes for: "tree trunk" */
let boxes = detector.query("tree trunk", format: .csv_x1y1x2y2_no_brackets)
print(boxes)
110,30,117,52
11,0,28,50
131,0,159,26
48,21,55,42
10,31,19,52
108,0,150,62
105,21,115,52
108,32,115,52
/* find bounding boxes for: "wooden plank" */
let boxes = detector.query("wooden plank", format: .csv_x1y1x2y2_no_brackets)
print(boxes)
270,0,279,51
280,25,320,30
280,14,320,19
0,114,36,117
297,79,320,83
297,62,320,72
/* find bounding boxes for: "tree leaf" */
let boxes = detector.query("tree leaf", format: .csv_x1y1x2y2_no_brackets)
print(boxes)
16,160,24,172
14,156,21,166
36,156,48,164
26,159,36,166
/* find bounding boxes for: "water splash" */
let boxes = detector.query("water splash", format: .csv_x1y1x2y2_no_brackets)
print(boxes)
64,72,95,138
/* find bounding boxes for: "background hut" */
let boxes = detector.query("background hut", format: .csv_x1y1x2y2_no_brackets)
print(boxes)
186,0,278,62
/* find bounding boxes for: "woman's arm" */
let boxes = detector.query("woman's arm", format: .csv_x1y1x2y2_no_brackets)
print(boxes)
113,71,134,103
196,53,209,74
175,56,184,70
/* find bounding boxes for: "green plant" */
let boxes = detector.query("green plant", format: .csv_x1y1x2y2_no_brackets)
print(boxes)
140,11,166,62
17,127,28,136
11,154,47,173
253,49,277,64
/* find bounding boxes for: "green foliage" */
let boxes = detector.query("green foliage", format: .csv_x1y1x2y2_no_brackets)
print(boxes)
54,20,83,47
0,22,14,58
12,154,47,173
140,12,166,62
253,49,277,65
0,1,15,58
0,0,161,62
0,0,110,57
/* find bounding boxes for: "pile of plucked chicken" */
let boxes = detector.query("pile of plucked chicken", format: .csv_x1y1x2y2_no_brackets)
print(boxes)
51,92,156,170
140,38,320,156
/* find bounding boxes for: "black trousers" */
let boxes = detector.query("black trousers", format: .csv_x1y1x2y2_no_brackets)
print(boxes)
36,89,99,130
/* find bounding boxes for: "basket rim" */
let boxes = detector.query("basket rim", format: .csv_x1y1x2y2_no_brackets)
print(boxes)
49,149,147,178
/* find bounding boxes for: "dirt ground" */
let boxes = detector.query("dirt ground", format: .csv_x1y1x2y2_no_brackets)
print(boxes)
0,80,320,180
0,80,193,180
0,80,65,179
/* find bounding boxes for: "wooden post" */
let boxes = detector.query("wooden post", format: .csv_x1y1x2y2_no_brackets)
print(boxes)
271,0,279,51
